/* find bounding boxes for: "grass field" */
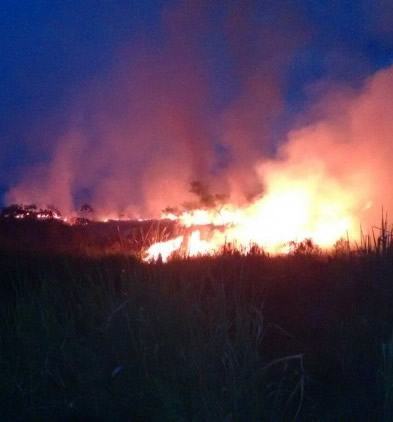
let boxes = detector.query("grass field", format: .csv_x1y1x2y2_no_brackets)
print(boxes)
2,242,393,420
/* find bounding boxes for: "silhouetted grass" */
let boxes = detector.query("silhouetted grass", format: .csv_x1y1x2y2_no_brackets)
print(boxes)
2,217,393,419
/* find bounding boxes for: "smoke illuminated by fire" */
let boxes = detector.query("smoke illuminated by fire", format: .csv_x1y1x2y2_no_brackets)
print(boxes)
144,65,393,262
5,1,393,262
7,65,393,262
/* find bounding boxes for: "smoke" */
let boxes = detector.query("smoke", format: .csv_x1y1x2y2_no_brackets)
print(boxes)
5,0,310,217
6,0,393,227
256,65,393,229
216,0,310,200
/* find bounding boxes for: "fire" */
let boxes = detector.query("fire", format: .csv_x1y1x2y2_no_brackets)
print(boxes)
145,235,184,262
3,161,366,264
187,230,215,256
145,167,362,262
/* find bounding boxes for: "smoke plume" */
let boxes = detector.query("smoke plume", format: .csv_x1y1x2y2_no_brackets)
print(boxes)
6,0,393,229
5,1,308,217
257,66,393,230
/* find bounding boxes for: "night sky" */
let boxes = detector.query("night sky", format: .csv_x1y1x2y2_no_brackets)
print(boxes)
1,0,393,209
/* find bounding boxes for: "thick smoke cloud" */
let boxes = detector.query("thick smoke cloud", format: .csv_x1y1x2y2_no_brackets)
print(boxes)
5,0,393,223
256,65,393,230
7,0,309,217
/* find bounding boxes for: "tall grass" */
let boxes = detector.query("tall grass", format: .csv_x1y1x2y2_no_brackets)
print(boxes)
0,253,307,420
2,224,393,419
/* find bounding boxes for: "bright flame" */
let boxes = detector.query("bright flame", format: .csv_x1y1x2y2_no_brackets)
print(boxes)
4,159,365,263
187,230,214,256
145,235,184,262
145,166,364,262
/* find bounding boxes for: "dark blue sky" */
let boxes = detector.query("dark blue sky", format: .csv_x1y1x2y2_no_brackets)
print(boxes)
1,0,393,207
0,0,163,184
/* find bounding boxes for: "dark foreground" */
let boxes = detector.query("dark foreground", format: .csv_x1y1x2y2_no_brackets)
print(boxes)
1,249,393,420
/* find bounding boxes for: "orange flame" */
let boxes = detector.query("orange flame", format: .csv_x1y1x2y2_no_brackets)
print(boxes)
145,164,364,262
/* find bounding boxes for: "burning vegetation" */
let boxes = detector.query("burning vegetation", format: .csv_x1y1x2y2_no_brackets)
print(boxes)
145,173,358,262
0,171,356,262
5,0,393,419
7,64,393,261
0,174,377,262
1,204,63,221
